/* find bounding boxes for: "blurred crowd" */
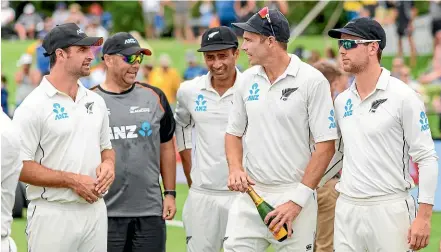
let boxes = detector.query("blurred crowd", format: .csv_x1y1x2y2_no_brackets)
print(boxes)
1,0,441,130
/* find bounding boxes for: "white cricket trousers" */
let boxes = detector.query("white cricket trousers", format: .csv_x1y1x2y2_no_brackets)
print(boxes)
26,198,107,252
1,236,17,252
223,182,318,252
334,191,417,252
182,187,238,252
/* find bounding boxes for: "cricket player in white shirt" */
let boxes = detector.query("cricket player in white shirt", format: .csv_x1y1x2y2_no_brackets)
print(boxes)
175,26,241,252
225,7,337,251
1,111,22,252
12,23,115,252
325,17,439,251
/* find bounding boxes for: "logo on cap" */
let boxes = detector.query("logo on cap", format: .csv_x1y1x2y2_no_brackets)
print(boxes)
77,29,84,35
208,31,219,40
124,38,137,44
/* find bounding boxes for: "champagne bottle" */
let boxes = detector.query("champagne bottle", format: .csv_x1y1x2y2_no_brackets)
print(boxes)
247,186,289,242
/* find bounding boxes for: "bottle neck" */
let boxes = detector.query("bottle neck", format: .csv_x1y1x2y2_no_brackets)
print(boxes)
247,187,264,207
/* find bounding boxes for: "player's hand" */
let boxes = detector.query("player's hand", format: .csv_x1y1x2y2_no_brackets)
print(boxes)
162,195,177,220
228,168,255,193
264,201,302,238
408,215,431,250
70,174,100,204
95,159,115,195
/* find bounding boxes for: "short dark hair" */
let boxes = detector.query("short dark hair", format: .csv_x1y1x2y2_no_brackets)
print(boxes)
260,35,287,51
377,49,382,63
50,47,70,69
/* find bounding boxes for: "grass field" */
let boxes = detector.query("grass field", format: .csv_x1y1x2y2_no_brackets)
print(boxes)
2,37,441,251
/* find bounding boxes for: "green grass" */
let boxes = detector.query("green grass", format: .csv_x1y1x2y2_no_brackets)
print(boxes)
9,183,441,252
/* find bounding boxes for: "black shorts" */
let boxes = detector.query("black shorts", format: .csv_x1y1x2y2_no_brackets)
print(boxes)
397,20,411,37
432,19,441,37
108,216,166,252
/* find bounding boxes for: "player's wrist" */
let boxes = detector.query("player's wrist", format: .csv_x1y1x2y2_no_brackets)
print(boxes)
289,183,314,208
164,190,176,199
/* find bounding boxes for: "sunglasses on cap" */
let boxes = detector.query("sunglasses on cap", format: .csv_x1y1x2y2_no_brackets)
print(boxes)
337,39,381,50
258,7,276,38
116,53,144,64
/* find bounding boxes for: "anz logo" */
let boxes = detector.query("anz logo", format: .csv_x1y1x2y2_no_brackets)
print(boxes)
343,98,353,118
109,121,153,140
419,111,429,132
124,38,137,44
248,83,260,101
53,103,69,120
194,94,207,112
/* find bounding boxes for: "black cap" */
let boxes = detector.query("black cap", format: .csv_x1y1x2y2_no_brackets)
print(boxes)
43,23,103,57
198,26,238,52
102,32,152,56
328,17,387,50
232,7,290,43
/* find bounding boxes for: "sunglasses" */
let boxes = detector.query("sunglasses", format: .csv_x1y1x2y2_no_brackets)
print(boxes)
116,53,144,64
337,39,381,50
258,7,276,38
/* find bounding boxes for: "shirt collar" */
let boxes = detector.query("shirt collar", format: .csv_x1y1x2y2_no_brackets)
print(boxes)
256,53,301,79
349,67,390,93
41,76,87,100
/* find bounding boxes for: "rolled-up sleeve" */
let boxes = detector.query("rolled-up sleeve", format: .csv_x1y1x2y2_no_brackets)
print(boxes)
226,83,247,137
402,91,438,205
174,87,194,151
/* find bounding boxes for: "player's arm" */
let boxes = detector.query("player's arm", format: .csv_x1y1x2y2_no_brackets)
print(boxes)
402,91,439,251
157,87,177,220
13,106,100,203
174,85,194,187
95,99,115,194
318,135,344,187
225,82,254,192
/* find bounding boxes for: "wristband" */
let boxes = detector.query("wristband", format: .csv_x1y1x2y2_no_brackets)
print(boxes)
290,183,314,208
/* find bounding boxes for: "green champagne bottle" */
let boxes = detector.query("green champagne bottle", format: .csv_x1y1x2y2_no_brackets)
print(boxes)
247,186,289,242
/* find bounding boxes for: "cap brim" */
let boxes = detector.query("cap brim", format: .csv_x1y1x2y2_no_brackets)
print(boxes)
197,44,237,52
120,46,152,56
328,28,364,39
73,36,104,47
232,22,261,35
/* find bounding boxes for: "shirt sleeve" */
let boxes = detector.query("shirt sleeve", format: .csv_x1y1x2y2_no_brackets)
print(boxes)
12,105,41,161
226,83,248,137
99,99,112,151
174,86,194,151
307,78,338,143
402,91,439,205
158,88,176,143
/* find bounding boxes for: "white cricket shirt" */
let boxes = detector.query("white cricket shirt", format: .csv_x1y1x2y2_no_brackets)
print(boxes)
226,54,338,185
175,69,241,191
1,112,22,237
12,77,112,203
334,68,438,204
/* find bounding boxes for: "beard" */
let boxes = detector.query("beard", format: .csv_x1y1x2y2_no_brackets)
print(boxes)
343,56,369,74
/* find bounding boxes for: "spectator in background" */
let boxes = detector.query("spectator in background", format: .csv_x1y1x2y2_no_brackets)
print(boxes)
1,75,9,116
431,0,441,49
234,0,257,36
1,0,15,31
149,54,182,106
141,0,162,39
52,2,69,25
419,31,441,84
400,66,424,94
173,1,195,42
307,50,322,64
141,63,154,82
264,0,289,15
86,16,108,41
14,54,40,107
325,47,337,65
195,0,215,40
183,50,208,80
215,0,236,27
389,1,418,67
14,3,43,40
391,57,405,79
35,33,51,76
65,3,88,30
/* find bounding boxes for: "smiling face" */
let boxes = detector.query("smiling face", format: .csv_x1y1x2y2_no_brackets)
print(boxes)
241,31,271,66
105,53,142,89
203,48,239,81
338,34,380,74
